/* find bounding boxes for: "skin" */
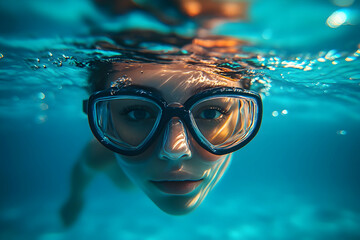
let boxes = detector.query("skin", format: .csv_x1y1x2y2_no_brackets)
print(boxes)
60,62,244,226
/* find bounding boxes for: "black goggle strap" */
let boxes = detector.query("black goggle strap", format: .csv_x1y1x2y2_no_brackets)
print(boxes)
83,99,89,115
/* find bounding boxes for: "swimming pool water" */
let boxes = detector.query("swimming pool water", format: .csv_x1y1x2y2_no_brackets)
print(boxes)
0,0,360,239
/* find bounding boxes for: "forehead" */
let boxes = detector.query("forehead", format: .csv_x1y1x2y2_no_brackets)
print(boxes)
107,63,242,103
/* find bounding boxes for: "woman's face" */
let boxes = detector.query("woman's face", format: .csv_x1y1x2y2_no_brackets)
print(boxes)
107,63,242,215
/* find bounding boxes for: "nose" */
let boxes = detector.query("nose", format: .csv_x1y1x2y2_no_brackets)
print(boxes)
159,118,192,161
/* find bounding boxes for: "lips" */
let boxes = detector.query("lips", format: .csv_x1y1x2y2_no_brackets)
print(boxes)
150,179,203,195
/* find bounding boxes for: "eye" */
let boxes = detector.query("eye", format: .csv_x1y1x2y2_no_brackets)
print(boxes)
199,109,223,120
127,109,151,120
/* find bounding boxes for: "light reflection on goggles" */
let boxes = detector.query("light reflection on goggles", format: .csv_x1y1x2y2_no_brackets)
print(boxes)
84,86,262,156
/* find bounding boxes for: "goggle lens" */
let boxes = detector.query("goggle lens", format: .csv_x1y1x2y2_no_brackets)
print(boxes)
190,95,259,151
94,96,162,151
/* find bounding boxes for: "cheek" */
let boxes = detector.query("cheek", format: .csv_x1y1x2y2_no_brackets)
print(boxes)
189,137,224,162
114,152,155,187
116,137,159,164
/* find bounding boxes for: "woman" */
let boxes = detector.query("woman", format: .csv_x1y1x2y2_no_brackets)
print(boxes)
61,36,262,227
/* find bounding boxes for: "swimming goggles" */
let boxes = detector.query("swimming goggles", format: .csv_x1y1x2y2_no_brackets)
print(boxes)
83,86,262,156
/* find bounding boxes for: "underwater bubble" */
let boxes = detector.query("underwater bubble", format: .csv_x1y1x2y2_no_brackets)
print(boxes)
349,73,360,80
326,9,349,28
354,49,360,57
53,59,63,67
31,65,40,70
345,56,356,62
37,92,46,100
35,114,48,124
272,111,279,117
40,103,49,111
336,130,347,135
332,0,355,7
281,109,288,115
325,50,341,60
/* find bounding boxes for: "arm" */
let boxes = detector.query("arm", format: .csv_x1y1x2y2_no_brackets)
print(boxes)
60,139,132,227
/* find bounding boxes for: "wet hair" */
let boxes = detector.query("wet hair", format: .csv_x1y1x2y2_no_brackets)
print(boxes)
86,30,255,93
87,60,114,93
86,59,251,94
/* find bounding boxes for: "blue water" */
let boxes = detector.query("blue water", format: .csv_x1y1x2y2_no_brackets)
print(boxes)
1,0,360,239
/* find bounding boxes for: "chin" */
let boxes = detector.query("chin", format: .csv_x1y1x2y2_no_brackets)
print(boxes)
156,202,200,216
150,193,205,216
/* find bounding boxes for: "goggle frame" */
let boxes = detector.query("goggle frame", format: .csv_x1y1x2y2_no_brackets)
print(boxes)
83,86,263,156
